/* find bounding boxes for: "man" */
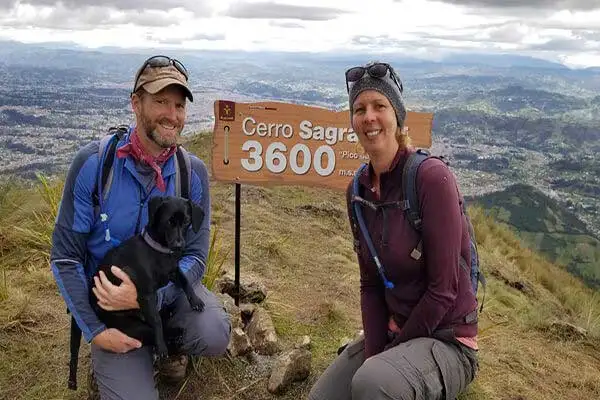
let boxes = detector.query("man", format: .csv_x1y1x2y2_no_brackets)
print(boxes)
50,55,231,399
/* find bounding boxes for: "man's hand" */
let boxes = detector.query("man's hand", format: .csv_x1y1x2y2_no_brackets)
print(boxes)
92,266,140,311
92,328,142,353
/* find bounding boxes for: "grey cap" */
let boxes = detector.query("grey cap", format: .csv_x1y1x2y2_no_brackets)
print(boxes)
348,72,406,127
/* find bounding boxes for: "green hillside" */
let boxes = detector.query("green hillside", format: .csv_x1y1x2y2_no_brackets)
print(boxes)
468,183,600,288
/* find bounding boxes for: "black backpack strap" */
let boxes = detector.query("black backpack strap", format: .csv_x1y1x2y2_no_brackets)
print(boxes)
401,149,431,232
401,149,430,260
67,316,81,390
350,164,368,253
175,145,191,199
477,270,487,312
92,125,128,207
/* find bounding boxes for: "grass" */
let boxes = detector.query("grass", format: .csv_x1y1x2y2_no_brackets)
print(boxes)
202,226,231,292
0,132,599,399
0,174,62,272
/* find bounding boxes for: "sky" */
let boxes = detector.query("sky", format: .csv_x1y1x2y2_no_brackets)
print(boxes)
0,0,599,68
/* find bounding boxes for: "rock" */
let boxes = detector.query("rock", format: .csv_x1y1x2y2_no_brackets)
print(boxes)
215,275,235,296
245,351,260,365
215,293,243,329
548,321,587,341
294,335,311,350
246,306,280,355
509,280,533,295
228,327,253,357
267,349,312,394
489,269,534,296
297,202,343,219
243,281,268,303
216,274,267,304
240,303,257,326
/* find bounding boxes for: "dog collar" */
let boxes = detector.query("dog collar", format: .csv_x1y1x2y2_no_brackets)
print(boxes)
142,230,174,254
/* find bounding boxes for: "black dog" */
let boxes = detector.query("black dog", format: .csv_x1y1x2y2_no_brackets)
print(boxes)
67,195,205,390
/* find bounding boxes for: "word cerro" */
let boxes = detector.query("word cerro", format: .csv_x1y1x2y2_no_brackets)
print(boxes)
242,117,359,146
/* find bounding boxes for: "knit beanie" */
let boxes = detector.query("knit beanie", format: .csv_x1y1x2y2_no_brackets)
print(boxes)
348,71,406,127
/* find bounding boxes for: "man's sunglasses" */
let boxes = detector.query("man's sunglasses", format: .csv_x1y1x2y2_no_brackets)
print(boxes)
345,62,404,94
133,55,189,91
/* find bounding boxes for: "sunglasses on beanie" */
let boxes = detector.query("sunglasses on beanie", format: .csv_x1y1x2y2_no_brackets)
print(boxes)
345,62,404,94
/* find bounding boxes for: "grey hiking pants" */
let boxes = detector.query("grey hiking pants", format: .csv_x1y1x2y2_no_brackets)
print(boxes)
90,281,231,400
308,334,478,400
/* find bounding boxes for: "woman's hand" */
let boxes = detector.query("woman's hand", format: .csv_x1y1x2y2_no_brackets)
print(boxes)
388,316,402,334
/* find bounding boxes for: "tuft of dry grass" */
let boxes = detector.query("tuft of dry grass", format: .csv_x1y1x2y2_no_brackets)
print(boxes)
203,226,231,292
0,174,63,274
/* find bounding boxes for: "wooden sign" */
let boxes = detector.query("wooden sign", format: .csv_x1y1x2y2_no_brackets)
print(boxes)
211,100,433,191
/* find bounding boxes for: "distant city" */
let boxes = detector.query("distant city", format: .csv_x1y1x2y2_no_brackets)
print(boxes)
0,41,598,237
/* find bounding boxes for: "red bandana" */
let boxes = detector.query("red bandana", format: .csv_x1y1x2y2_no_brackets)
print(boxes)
116,128,177,192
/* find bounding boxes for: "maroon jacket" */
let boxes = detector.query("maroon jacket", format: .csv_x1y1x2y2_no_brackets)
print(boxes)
346,147,478,358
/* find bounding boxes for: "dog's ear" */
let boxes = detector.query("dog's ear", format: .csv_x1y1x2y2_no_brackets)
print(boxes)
188,199,205,233
148,196,165,227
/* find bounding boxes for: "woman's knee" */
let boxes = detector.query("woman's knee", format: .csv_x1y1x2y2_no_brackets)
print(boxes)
307,338,366,400
351,357,416,400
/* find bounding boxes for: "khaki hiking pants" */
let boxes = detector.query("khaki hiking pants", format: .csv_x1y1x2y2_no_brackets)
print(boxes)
308,334,478,400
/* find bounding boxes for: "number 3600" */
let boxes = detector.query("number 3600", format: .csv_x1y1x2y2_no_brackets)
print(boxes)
241,140,336,176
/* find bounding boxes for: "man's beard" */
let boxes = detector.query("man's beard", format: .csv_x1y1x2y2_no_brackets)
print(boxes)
139,111,182,149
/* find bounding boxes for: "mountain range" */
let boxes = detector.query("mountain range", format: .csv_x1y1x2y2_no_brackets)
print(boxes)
0,40,598,289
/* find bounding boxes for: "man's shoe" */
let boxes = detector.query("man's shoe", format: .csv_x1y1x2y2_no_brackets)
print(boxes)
87,363,100,400
157,354,189,384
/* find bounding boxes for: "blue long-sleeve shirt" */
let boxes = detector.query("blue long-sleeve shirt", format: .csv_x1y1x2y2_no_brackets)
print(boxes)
50,128,211,343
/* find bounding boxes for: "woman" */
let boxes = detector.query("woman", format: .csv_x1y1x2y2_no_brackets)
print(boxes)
308,62,479,400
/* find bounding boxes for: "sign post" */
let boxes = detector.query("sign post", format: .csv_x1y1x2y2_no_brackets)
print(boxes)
211,100,433,304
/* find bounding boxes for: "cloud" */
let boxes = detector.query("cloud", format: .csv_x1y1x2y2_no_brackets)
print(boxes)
144,29,225,44
2,5,189,29
4,0,213,15
579,30,600,41
269,21,305,29
187,32,226,41
223,2,348,21
351,31,518,53
121,10,187,27
528,36,600,51
411,23,526,45
0,1,17,9
529,20,600,31
351,35,451,51
150,34,226,45
399,17,600,54
438,0,600,10
482,22,532,43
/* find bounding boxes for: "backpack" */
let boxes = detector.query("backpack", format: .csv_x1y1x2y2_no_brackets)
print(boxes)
349,148,486,311
67,125,193,390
